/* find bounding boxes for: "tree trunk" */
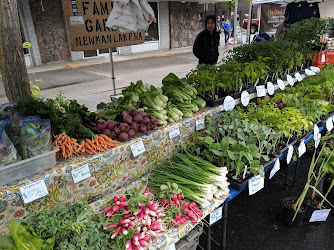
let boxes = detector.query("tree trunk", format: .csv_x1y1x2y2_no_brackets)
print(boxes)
0,0,31,102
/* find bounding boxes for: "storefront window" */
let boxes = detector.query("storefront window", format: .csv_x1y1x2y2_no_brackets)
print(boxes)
145,2,159,41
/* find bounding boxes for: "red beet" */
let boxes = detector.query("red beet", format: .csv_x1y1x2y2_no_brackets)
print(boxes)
97,119,107,131
143,117,150,125
123,115,133,124
119,123,130,133
128,129,136,138
133,114,143,123
150,116,157,124
119,133,129,142
110,131,117,140
128,107,137,116
139,125,147,133
114,125,121,135
147,125,152,130
137,111,149,118
102,129,112,137
107,120,118,130
131,122,139,131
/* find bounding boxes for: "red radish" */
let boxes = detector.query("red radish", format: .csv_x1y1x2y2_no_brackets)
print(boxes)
123,115,133,124
128,129,136,138
97,119,107,131
128,107,137,116
137,111,149,118
126,240,132,249
103,206,112,214
103,224,118,230
119,133,129,142
189,202,196,208
120,123,130,133
177,194,182,200
107,120,118,130
133,114,143,123
111,226,122,239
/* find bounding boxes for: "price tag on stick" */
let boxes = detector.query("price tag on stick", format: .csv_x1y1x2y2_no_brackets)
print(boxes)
169,126,180,139
310,66,320,73
196,119,205,131
248,175,264,195
326,118,333,132
71,164,91,184
309,209,331,222
298,139,306,158
315,134,321,149
256,85,266,97
20,180,49,204
286,75,294,86
131,140,146,157
210,206,223,225
277,79,285,90
295,72,303,82
286,145,294,164
314,124,319,138
241,91,250,107
305,69,316,76
223,96,235,111
267,82,275,95
269,158,280,179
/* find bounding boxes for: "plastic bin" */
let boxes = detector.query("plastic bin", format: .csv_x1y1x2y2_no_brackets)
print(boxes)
176,224,204,250
326,51,334,64
311,50,327,68
0,148,58,186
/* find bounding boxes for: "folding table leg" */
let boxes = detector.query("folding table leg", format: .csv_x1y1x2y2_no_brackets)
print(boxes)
222,201,228,249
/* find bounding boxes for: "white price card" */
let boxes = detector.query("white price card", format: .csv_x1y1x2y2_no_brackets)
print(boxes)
196,119,205,131
20,180,49,204
210,206,223,225
223,96,235,111
269,158,280,179
241,91,250,107
286,75,294,86
314,124,320,138
267,82,275,95
169,126,180,139
310,66,320,73
248,175,264,195
326,118,333,132
70,16,84,25
309,209,331,222
321,53,326,63
131,140,146,157
166,243,176,250
256,85,266,97
286,145,294,164
295,72,303,82
315,133,321,149
277,79,285,90
298,139,306,158
71,164,91,184
305,69,316,76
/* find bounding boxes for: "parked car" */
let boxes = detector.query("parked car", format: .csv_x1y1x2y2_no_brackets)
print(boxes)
242,19,259,34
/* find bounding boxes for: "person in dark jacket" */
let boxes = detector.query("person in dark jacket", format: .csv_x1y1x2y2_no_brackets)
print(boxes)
193,15,220,65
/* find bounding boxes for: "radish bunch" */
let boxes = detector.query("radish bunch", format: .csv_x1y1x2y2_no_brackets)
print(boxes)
101,187,165,250
160,194,203,228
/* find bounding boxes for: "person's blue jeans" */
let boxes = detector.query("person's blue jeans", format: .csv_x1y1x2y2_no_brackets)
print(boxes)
224,31,230,43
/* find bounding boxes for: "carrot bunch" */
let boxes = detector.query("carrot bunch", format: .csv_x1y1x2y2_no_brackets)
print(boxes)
53,133,120,159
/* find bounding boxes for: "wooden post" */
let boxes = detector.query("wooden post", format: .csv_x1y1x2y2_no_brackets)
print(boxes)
0,0,31,102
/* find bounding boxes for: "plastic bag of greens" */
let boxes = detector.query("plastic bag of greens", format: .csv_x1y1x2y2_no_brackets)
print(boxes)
0,118,10,135
20,119,51,159
0,102,16,120
0,126,19,168
10,112,40,150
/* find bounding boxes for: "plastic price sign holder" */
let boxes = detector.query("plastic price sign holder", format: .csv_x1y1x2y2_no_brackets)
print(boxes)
241,91,250,107
166,242,176,250
131,140,146,157
169,126,180,139
310,66,320,73
309,209,331,222
298,139,306,158
294,72,303,82
269,158,280,179
326,118,333,132
286,75,294,86
210,206,223,225
223,96,235,111
315,134,321,149
20,180,49,204
305,69,316,76
277,79,285,90
242,165,247,179
267,82,275,95
248,175,264,195
286,145,294,164
314,124,320,138
196,119,205,131
72,164,91,184
256,85,266,97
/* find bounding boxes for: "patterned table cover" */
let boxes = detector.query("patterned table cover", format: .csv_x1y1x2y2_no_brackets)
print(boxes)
0,106,220,235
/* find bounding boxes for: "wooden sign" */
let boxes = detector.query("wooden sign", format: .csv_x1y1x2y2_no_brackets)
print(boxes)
62,0,145,51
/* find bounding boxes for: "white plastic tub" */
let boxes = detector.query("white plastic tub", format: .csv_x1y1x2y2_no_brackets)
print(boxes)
0,148,58,186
